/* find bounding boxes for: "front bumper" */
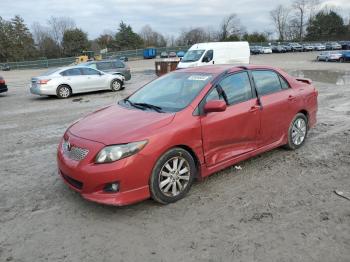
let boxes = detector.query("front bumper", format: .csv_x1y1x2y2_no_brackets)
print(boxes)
0,84,8,93
57,132,152,206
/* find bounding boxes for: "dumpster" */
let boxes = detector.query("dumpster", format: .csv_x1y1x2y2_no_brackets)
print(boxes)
155,58,180,77
143,48,157,59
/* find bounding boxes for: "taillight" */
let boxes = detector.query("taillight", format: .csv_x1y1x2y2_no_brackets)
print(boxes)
0,79,5,84
39,79,51,84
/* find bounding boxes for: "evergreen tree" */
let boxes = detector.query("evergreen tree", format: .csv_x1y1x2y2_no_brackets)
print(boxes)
115,21,143,50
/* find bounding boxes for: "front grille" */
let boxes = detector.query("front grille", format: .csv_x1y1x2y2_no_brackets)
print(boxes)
62,140,89,161
62,173,83,190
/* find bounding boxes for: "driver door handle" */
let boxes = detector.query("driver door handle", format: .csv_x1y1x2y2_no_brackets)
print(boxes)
249,105,260,112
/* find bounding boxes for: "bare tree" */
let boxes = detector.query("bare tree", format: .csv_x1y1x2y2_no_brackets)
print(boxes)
292,0,320,41
47,16,75,46
139,25,166,47
219,14,244,41
270,5,290,41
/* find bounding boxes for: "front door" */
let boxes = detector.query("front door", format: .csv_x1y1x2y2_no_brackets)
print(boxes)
200,71,261,167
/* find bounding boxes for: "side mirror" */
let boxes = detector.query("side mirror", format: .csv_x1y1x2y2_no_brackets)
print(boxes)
204,100,227,113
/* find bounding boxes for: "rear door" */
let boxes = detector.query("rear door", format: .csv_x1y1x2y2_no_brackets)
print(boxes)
251,70,295,147
200,71,261,167
60,68,87,93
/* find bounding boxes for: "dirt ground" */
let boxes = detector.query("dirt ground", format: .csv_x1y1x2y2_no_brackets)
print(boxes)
0,52,349,262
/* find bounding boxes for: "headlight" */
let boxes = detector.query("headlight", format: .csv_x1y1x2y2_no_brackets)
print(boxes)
95,140,148,163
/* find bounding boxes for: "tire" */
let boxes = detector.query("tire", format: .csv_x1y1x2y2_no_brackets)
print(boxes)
150,147,196,204
284,113,308,150
316,56,320,61
110,79,123,91
325,57,329,62
56,85,72,99
340,57,344,63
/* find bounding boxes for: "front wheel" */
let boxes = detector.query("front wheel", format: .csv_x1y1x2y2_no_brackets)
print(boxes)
110,79,123,91
150,148,196,204
284,113,308,150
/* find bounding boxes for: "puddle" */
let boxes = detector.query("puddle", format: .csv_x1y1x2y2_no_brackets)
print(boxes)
288,70,350,85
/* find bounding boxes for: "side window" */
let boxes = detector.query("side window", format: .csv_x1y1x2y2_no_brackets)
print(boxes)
279,76,290,90
202,50,213,62
81,68,100,75
113,60,125,68
219,72,253,105
96,62,112,71
252,70,282,96
61,68,81,76
205,88,221,102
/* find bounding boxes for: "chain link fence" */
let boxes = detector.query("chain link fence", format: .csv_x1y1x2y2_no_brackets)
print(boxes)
0,46,191,70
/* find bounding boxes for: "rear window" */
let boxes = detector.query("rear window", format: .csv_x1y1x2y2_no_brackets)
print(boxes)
113,60,125,68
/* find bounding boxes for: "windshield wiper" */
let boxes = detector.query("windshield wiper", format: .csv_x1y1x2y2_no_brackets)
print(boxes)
124,98,146,110
133,102,164,113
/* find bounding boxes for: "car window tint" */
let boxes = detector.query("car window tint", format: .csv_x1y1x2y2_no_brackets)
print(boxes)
252,70,282,96
206,88,221,102
279,76,290,90
113,60,125,68
81,68,100,75
219,72,253,105
203,50,213,62
61,68,81,76
97,62,112,70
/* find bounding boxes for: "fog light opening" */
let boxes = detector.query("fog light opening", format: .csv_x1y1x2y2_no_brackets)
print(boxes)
104,182,119,193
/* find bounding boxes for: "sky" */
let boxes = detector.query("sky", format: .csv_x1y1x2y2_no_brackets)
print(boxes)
1,0,349,39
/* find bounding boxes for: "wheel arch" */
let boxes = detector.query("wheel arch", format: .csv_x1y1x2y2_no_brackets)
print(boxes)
57,83,73,94
172,144,201,178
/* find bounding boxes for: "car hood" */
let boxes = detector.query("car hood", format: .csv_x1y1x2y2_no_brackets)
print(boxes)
69,104,175,145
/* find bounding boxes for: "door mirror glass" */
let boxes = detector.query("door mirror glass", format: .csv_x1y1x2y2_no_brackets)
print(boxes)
204,100,227,113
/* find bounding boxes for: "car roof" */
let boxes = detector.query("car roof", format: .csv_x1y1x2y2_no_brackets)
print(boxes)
178,65,283,75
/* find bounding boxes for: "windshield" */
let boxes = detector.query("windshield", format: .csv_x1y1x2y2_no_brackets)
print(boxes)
181,50,205,62
123,72,213,112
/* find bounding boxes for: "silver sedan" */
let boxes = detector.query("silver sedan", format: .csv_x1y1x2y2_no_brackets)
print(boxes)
30,66,125,98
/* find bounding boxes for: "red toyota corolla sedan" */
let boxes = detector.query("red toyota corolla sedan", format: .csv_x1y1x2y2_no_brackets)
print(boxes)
57,65,318,206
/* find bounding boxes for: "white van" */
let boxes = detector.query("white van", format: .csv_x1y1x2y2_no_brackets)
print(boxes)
177,42,250,69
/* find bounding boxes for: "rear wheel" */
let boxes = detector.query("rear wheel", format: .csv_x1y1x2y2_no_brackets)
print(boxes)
56,85,71,99
150,148,196,204
284,113,308,150
340,57,345,63
110,79,123,91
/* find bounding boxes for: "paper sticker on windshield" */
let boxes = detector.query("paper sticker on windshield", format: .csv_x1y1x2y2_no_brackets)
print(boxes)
188,75,210,81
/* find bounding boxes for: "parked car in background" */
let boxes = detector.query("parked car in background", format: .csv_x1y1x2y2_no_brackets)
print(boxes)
261,46,272,54
160,52,169,58
1,64,10,71
0,76,8,93
271,45,286,53
340,51,350,62
81,59,131,81
316,51,343,62
176,51,186,58
119,56,128,62
250,46,262,54
288,43,303,52
57,64,318,206
313,43,326,51
325,42,342,50
302,44,314,52
30,66,125,99
178,41,250,69
282,45,292,52
339,41,350,50
168,51,177,58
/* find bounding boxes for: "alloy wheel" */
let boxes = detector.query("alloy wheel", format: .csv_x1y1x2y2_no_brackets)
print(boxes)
58,86,70,98
158,156,190,197
291,118,307,145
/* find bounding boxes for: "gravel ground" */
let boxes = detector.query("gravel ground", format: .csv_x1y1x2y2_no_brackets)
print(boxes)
0,52,349,262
